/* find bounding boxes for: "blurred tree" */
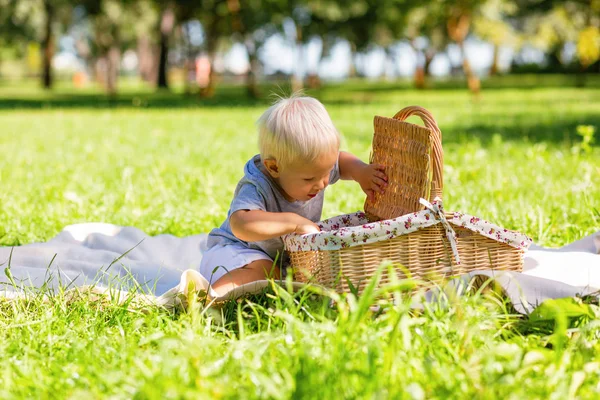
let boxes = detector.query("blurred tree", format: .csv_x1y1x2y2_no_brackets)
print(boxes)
229,0,284,97
156,1,176,89
38,0,72,89
174,0,205,94
0,0,40,76
309,0,385,82
41,0,55,88
518,4,579,69
176,0,232,97
402,0,491,92
444,0,490,94
306,12,339,85
0,1,38,47
306,0,367,84
404,3,448,88
82,0,145,95
177,19,203,95
370,0,420,80
269,0,366,90
513,0,599,74
575,1,600,84
336,1,377,79
283,1,312,90
132,3,159,84
199,1,231,97
287,0,421,86
472,0,517,75
578,26,600,69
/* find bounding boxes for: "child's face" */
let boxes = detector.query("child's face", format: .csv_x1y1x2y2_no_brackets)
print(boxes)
264,151,338,202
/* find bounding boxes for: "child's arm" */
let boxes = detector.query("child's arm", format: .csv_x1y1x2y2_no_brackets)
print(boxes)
230,209,320,242
338,151,388,201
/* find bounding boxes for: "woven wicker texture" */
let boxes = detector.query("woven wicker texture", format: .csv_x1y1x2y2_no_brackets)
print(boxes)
364,116,432,221
365,106,444,221
290,218,524,293
287,106,525,295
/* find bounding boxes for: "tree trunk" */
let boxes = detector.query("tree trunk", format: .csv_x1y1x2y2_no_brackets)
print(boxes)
201,54,217,98
157,37,169,88
458,40,480,94
381,47,393,80
137,37,156,82
245,40,260,98
320,33,331,60
547,43,563,71
411,41,426,89
447,12,479,94
423,50,435,77
106,46,120,96
41,0,54,89
307,34,326,89
291,24,304,92
576,64,587,87
95,55,108,90
157,6,174,89
93,19,120,96
414,66,425,89
183,24,194,95
200,18,220,98
489,43,500,76
348,41,358,79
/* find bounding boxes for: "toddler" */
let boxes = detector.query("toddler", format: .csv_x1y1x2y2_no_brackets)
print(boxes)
199,95,388,294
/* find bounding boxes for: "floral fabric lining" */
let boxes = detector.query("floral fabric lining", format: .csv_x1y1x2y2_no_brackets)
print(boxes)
284,198,533,253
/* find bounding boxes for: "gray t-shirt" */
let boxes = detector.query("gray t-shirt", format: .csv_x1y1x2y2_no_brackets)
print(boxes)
207,154,341,262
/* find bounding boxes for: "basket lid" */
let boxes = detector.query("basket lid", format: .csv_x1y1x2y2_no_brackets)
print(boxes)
364,106,444,221
364,116,431,221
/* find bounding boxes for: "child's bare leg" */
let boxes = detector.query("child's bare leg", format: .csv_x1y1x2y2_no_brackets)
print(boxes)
210,259,280,295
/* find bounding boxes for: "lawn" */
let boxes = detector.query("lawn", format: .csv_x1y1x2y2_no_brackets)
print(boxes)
0,76,599,398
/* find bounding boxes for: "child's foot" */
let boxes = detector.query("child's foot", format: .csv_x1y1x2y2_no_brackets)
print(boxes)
156,269,219,309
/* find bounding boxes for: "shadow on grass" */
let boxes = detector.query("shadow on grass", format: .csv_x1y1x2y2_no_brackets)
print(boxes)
0,86,275,110
340,74,600,93
442,117,600,145
2,74,598,110
0,83,391,109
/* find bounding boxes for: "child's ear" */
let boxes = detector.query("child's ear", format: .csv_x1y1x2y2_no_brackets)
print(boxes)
263,158,281,177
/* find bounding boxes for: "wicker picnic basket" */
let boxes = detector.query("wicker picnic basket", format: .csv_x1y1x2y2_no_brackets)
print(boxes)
284,106,532,294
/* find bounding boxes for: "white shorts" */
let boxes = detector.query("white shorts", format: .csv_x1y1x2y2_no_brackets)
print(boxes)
199,243,273,284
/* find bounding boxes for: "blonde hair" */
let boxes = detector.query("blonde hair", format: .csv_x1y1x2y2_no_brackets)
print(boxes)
257,94,340,168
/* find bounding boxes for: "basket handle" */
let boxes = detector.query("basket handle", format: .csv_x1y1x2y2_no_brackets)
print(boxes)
392,106,443,201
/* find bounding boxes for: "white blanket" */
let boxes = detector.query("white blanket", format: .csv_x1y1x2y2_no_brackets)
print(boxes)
1,223,599,313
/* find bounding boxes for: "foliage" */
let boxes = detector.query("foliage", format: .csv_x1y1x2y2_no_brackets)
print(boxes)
513,0,599,71
2,0,600,94
0,0,41,46
473,0,517,47
572,125,597,155
577,27,600,68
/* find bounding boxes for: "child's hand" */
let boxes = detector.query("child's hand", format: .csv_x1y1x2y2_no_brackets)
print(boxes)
356,163,388,202
293,216,321,235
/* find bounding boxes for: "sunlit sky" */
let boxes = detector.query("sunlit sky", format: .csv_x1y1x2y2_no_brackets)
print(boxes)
218,18,553,78
54,16,562,79
222,34,560,79
223,36,516,78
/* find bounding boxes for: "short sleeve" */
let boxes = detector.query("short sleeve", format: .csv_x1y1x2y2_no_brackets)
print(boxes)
329,156,341,185
229,183,267,214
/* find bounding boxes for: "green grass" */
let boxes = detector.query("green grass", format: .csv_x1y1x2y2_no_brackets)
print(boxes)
1,77,600,398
